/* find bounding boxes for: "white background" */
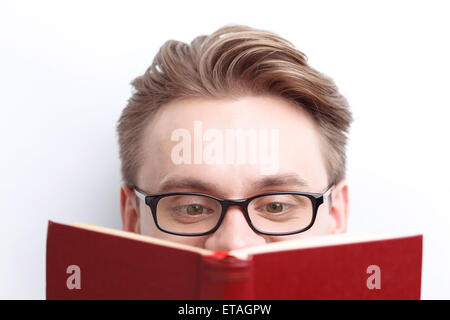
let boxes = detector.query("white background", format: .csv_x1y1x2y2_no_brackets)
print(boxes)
1,0,449,299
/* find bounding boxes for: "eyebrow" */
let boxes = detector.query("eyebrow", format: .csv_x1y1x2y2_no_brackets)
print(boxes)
156,177,220,194
250,173,309,190
155,173,309,195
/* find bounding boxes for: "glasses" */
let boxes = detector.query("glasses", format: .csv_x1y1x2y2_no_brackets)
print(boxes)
134,185,333,236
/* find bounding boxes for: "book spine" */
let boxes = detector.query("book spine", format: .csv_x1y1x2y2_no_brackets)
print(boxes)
198,253,254,299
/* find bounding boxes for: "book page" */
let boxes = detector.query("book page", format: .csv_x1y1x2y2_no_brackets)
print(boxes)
71,222,406,261
71,222,213,256
229,231,394,260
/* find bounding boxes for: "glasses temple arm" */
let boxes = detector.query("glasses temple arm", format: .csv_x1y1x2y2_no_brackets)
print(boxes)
323,185,333,199
134,188,147,201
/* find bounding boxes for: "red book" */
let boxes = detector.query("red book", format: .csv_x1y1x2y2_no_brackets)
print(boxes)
46,221,422,299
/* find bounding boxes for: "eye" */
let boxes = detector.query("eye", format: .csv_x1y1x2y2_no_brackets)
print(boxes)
265,202,287,214
185,204,205,215
172,203,212,216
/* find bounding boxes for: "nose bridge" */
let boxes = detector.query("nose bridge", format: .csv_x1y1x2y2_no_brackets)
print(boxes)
221,199,250,222
203,197,265,251
217,198,255,233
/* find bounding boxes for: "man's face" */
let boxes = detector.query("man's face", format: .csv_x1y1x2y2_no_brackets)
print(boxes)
121,95,348,250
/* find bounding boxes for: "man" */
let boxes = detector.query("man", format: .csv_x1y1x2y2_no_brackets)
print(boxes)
117,25,352,251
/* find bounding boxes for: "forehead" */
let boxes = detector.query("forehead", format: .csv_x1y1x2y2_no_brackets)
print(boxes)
137,95,328,196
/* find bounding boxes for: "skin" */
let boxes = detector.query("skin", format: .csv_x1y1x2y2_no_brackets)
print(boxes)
120,94,349,251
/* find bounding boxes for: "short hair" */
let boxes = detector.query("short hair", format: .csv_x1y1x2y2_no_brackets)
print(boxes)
117,25,353,186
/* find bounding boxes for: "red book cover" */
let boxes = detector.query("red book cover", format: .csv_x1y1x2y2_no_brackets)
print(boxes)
46,220,422,299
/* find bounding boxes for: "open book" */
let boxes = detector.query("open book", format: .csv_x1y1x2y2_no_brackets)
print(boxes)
46,220,422,299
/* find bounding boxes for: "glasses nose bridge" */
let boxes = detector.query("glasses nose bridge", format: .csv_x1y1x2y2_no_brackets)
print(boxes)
220,198,249,213
219,198,254,230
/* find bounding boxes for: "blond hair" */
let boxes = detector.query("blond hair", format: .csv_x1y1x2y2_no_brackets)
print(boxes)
117,25,353,186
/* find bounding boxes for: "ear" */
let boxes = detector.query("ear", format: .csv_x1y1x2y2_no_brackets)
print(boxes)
328,180,349,234
120,184,141,233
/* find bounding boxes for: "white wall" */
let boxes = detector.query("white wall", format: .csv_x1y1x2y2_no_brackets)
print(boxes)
1,0,449,299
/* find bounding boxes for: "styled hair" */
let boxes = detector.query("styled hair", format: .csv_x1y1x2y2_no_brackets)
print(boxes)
117,25,353,186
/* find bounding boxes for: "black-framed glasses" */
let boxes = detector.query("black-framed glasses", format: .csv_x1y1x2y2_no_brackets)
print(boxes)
134,185,333,236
